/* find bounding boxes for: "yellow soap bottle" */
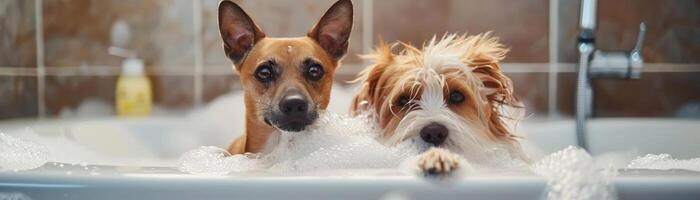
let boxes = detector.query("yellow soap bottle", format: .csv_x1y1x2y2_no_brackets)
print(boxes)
116,58,152,117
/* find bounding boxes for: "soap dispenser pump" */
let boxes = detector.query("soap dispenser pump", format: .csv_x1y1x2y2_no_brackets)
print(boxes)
110,20,153,117
115,57,153,117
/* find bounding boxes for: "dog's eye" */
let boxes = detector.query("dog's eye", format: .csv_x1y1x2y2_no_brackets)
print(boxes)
255,65,275,82
448,91,465,104
305,63,324,81
397,95,411,107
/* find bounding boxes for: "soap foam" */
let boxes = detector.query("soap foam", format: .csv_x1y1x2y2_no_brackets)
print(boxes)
178,112,423,175
178,111,536,175
627,154,700,172
3,128,163,167
478,146,531,170
0,132,49,171
183,92,246,149
178,146,261,175
532,146,618,200
265,112,420,173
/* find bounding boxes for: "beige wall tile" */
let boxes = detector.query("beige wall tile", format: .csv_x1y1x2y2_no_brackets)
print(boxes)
374,0,549,62
43,0,195,67
559,0,700,63
557,71,700,117
0,0,37,67
0,76,38,119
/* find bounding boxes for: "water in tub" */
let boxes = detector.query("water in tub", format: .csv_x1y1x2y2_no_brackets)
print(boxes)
1,84,700,199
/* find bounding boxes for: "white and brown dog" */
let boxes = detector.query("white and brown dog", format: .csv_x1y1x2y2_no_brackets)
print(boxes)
351,33,528,177
218,0,353,154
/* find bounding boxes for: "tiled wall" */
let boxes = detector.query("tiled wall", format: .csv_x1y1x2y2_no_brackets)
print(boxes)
1,0,698,120
1,0,38,119
374,0,550,62
558,0,700,63
555,0,700,117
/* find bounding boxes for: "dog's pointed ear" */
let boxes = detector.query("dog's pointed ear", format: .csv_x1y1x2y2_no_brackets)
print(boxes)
219,0,265,68
308,0,353,61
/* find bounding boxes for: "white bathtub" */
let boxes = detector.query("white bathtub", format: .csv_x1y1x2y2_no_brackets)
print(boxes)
521,118,700,159
2,116,698,164
0,90,699,200
1,116,699,200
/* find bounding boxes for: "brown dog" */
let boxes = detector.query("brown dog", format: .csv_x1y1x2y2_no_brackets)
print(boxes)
218,0,353,154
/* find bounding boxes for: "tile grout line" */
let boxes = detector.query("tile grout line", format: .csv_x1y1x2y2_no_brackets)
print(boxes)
0,68,38,76
4,63,696,77
35,0,46,118
193,0,204,108
548,0,560,119
4,63,698,77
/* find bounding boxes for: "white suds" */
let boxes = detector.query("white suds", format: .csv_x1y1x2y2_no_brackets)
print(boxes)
0,132,49,171
480,146,530,170
532,146,618,200
5,128,153,166
178,112,422,175
627,154,700,172
178,111,532,175
178,146,261,175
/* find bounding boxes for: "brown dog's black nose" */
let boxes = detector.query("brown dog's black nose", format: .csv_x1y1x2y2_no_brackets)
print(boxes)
420,123,448,146
279,94,308,115
271,88,316,132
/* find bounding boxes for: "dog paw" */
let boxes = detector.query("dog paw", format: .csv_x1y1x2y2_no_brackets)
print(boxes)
416,148,466,178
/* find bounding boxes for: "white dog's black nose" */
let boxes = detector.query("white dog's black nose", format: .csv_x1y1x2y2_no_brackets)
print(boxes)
420,123,448,146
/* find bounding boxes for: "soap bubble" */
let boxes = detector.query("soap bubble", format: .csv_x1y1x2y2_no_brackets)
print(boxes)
178,146,261,175
0,132,49,172
178,111,538,176
178,112,423,175
532,146,618,200
627,154,700,172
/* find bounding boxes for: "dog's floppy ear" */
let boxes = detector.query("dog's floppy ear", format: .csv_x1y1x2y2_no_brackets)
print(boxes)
308,0,353,61
464,33,519,140
466,34,514,107
219,0,265,68
472,62,518,139
351,42,394,114
351,64,385,114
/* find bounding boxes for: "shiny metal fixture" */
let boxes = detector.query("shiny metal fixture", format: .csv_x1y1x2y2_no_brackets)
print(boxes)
576,0,646,150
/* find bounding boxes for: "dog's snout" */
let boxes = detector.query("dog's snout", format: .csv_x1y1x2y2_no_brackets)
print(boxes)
268,88,317,132
420,123,448,146
279,94,308,115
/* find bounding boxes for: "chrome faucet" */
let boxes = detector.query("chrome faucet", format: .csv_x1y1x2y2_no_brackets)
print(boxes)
576,0,646,149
